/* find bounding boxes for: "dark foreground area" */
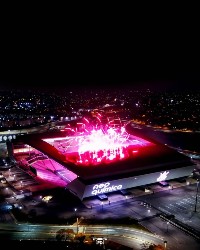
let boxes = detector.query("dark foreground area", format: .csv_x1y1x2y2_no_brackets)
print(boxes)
1,239,133,250
1,240,98,249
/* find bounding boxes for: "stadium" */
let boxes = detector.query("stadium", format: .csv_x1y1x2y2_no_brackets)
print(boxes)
12,113,196,201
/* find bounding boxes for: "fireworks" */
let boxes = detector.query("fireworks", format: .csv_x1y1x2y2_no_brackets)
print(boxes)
76,127,130,164
44,114,153,166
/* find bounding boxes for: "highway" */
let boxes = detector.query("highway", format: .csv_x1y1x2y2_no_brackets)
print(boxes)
0,221,200,250
0,223,164,249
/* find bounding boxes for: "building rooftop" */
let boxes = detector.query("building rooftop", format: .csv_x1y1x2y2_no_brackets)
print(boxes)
13,123,194,184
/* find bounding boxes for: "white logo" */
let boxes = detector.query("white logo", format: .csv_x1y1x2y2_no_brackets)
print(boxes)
93,182,110,190
157,171,169,182
91,182,122,195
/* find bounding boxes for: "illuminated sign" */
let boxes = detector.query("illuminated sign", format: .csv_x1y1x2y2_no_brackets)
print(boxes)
91,182,122,195
157,171,169,182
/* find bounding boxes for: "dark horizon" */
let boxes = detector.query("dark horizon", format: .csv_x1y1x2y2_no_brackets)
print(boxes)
1,36,199,93
1,29,199,93
0,65,199,93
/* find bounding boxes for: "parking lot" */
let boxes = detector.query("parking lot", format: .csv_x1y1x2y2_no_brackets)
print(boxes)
0,162,199,228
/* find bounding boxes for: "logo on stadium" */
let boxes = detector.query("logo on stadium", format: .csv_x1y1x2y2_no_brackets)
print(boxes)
157,171,169,182
91,182,122,195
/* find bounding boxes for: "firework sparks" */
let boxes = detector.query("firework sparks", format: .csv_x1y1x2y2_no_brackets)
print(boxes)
44,114,153,166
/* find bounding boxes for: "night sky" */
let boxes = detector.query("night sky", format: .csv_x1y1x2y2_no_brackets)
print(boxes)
1,48,199,93
0,8,199,93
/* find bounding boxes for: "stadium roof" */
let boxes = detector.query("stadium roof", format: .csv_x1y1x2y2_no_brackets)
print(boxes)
14,123,194,185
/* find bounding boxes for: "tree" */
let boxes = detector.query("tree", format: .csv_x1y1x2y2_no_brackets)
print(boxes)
56,228,75,241
148,244,165,250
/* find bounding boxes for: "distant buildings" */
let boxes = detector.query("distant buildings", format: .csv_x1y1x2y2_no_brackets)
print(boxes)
0,89,199,133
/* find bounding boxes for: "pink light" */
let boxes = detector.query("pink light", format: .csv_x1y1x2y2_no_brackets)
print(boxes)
96,116,101,123
44,115,154,167
76,127,128,165
68,126,152,166
83,117,90,123
64,127,76,133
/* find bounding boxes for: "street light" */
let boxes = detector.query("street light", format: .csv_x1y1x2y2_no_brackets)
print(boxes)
166,221,169,232
74,208,78,234
76,217,79,234
74,208,77,217
194,179,199,212
164,240,167,249
101,202,104,211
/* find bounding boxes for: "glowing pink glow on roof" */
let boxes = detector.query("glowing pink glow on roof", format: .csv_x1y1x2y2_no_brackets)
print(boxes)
43,114,154,166
43,126,153,166
78,127,127,152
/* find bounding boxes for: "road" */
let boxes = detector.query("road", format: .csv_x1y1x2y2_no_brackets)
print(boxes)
0,223,164,249
0,222,199,250
1,178,200,249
